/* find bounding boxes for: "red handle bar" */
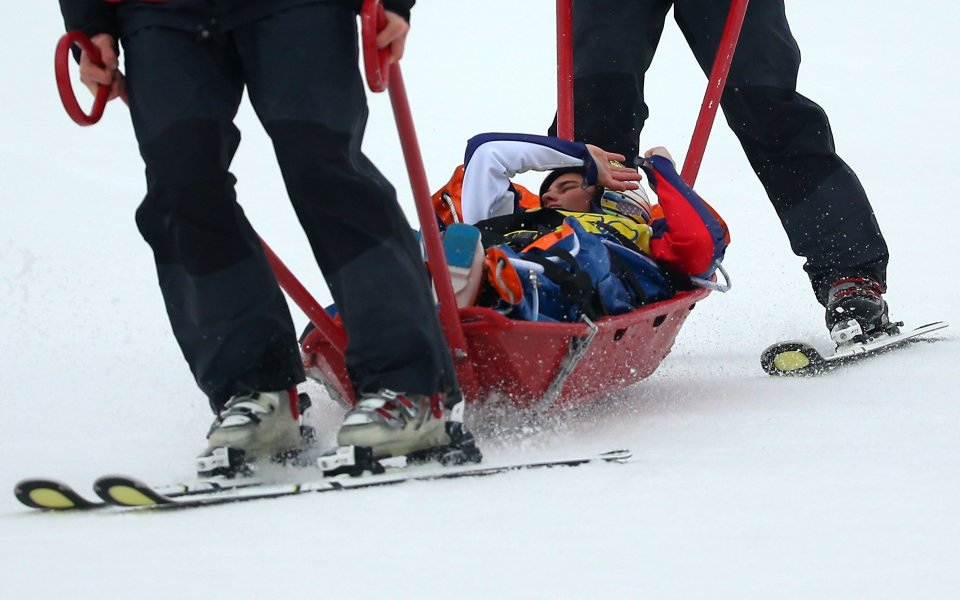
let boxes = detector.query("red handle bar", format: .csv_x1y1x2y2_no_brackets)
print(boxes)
556,0,574,140
55,31,110,126
359,0,479,397
680,0,750,186
360,0,391,93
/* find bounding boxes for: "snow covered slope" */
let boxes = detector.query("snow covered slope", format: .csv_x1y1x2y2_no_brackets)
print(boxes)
2,1,957,597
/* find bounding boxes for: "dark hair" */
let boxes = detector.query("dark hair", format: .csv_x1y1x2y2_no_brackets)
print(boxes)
538,166,587,197
538,167,604,207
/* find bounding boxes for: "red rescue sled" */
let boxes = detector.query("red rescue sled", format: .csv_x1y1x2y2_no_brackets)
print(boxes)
55,0,747,411
293,0,747,411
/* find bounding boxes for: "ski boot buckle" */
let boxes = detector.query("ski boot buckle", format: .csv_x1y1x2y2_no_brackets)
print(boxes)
197,447,250,478
317,445,388,477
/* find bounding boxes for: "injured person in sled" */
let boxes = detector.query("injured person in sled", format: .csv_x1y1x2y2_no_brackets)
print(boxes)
432,133,730,322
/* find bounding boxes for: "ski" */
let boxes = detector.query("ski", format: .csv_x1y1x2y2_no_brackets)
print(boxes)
91,449,632,511
14,479,105,511
13,474,273,511
761,321,948,376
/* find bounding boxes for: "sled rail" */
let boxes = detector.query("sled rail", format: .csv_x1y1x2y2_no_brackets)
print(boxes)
681,0,750,186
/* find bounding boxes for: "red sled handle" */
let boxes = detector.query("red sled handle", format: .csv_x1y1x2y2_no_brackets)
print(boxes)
358,0,479,398
360,0,391,93
55,31,110,126
555,0,574,140
680,0,750,186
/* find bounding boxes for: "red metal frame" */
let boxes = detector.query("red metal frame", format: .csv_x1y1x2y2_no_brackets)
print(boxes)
259,240,346,355
298,0,478,404
386,66,480,397
556,0,575,140
359,0,479,398
680,0,751,186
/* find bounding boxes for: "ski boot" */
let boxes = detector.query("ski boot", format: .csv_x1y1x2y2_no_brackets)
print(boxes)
824,277,901,346
319,390,482,476
197,389,314,478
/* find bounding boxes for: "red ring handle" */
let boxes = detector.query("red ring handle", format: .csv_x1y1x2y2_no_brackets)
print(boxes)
55,31,110,126
360,0,390,92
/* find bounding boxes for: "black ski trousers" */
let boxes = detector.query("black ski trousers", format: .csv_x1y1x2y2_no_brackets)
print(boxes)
123,4,456,408
557,0,889,302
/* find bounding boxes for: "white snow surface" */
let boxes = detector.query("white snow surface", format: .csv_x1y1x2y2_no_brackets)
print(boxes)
2,1,959,598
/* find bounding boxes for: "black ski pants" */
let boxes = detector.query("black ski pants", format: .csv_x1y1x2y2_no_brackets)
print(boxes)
556,0,889,302
123,4,456,408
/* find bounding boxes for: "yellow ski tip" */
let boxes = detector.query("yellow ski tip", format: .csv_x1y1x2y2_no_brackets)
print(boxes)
772,350,811,372
105,485,160,507
27,488,79,509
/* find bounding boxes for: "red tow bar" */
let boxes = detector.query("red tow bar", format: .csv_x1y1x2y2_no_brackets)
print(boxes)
680,0,751,187
359,0,479,398
360,0,391,93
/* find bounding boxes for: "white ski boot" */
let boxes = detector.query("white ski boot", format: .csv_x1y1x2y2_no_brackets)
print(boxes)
317,391,481,476
206,390,302,459
337,390,450,459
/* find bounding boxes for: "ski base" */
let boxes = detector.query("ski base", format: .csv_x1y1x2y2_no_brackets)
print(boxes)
761,321,948,376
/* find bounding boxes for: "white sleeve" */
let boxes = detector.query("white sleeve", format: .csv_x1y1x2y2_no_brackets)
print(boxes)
460,137,590,224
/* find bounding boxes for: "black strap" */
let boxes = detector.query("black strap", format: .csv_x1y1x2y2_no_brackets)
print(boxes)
523,248,607,321
607,250,697,304
475,209,567,250
607,250,649,306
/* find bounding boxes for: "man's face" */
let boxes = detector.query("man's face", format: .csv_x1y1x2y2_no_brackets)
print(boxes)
540,173,596,212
